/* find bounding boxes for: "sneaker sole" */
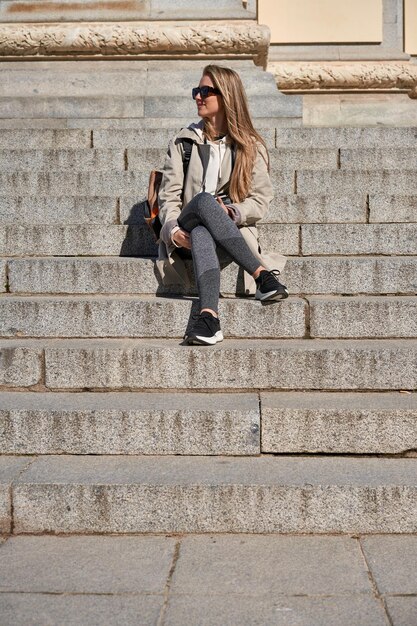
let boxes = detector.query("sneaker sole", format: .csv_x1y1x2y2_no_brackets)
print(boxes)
186,330,224,346
255,288,289,302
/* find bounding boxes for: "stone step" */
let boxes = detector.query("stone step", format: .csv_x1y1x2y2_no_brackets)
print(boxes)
0,196,119,225
369,195,417,223
340,148,417,170
261,392,417,454
0,391,260,456
6,455,417,533
1,338,416,391
276,127,417,148
6,256,417,295
0,224,298,256
0,295,415,339
0,295,307,339
296,170,417,195
0,129,91,149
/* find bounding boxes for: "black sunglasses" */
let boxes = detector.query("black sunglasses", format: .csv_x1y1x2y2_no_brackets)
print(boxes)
192,86,221,100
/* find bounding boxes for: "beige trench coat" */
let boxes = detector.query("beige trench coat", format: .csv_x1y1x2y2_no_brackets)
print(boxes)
156,120,286,295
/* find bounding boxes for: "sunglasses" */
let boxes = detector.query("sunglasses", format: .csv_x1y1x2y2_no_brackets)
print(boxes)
192,86,221,100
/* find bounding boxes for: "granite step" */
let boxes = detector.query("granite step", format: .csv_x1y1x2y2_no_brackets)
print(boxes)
4,455,416,534
275,127,417,148
0,391,260,456
0,338,416,391
5,256,417,296
0,295,416,339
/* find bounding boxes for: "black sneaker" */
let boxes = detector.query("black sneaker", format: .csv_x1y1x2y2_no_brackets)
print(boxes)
255,269,289,302
184,312,224,346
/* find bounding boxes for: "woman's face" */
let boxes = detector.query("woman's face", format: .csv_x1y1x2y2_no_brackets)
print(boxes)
195,74,223,118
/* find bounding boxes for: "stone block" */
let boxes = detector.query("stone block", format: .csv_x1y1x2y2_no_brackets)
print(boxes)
385,598,417,626
0,391,260,455
361,536,417,594
0,0,151,22
0,260,5,292
0,535,175,593
309,296,417,338
263,194,367,223
0,343,42,387
261,392,417,454
0,295,306,339
0,129,90,149
257,223,299,254
13,455,417,533
42,338,417,390
340,148,417,170
369,195,417,223
301,224,417,255
275,127,417,149
0,594,163,626
0,149,124,172
270,169,296,193
0,225,157,257
0,196,118,225
126,148,166,172
0,97,145,119
297,170,417,195
0,457,32,533
150,0,255,19
0,171,149,197
269,148,338,170
165,595,388,626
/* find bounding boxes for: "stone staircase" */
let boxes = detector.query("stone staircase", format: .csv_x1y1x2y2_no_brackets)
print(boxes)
0,61,416,537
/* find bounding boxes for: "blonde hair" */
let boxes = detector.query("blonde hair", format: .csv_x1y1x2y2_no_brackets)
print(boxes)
202,64,269,203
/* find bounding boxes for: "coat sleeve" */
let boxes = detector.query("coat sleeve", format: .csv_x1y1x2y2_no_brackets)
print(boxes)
231,144,274,226
158,137,185,245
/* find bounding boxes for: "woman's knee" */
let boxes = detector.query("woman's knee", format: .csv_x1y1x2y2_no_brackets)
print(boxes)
194,192,218,214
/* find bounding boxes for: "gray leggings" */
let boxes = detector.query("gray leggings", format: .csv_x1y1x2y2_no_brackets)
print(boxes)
178,192,261,312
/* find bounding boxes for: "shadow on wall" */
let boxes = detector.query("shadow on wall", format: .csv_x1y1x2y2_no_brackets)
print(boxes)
119,198,158,257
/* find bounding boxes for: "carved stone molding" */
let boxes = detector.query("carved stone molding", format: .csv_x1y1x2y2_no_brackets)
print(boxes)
268,62,417,99
0,21,270,67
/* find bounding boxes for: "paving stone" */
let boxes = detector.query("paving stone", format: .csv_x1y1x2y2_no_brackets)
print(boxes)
0,343,42,387
0,594,163,626
275,127,417,149
261,392,417,454
309,296,417,338
0,295,306,339
172,535,371,594
0,196,118,225
297,170,417,195
340,148,417,170
0,535,175,593
0,149,124,171
41,338,417,391
301,224,417,255
361,536,417,594
369,195,417,223
0,391,260,455
13,456,417,533
0,171,149,197
385,598,417,626
0,97,146,119
165,595,388,626
0,225,157,257
0,457,33,533
0,129,90,149
7,256,417,295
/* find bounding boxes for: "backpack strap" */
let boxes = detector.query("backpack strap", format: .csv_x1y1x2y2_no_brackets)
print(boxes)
178,137,194,178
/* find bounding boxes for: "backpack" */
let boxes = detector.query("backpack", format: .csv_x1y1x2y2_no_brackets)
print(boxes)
145,138,193,243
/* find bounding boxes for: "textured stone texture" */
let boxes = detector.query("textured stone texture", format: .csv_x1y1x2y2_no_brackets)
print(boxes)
261,392,417,454
0,344,42,387
41,338,417,390
0,196,118,225
0,457,32,533
361,536,417,594
301,224,417,255
0,535,175,593
0,391,260,455
0,295,306,339
0,129,90,149
385,598,417,626
369,194,417,223
0,149,124,171
0,594,163,626
340,148,417,169
0,260,5,292
309,296,417,338
275,127,417,148
0,97,146,119
297,170,417,195
165,595,388,626
7,256,417,295
269,148,337,170
13,456,417,533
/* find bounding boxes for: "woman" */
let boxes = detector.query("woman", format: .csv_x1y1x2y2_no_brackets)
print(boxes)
157,64,288,346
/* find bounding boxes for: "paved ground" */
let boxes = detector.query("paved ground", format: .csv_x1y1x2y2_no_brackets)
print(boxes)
0,534,416,625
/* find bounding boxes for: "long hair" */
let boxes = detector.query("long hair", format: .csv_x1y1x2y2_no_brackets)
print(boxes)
202,64,269,203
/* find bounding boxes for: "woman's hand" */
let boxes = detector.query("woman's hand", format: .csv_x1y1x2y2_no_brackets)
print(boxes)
216,196,230,215
172,228,191,249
